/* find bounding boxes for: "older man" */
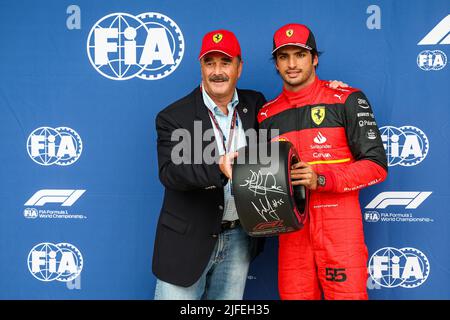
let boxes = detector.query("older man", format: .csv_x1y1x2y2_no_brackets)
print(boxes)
152,29,266,300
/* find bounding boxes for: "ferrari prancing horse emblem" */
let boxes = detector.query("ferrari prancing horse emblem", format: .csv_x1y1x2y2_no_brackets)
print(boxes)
213,33,223,43
311,106,325,125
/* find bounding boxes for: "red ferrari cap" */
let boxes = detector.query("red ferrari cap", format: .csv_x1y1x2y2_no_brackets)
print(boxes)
198,29,241,60
272,23,317,54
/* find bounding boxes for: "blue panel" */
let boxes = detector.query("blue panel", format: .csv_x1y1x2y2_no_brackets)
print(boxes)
0,0,448,299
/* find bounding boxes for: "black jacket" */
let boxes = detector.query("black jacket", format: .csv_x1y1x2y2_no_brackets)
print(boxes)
152,86,266,287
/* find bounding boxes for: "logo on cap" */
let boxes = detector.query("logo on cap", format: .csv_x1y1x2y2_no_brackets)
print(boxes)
213,33,223,43
272,23,317,54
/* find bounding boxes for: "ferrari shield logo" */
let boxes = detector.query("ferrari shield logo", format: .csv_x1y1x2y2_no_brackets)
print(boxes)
213,33,223,43
286,29,294,37
311,106,325,125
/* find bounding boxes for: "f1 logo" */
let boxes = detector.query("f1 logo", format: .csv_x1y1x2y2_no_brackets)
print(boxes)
365,192,432,209
418,14,450,45
25,190,86,207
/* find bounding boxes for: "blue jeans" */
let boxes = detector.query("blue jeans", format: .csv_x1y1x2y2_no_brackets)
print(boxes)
154,225,251,300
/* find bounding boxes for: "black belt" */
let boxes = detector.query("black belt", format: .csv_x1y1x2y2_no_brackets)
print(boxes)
221,220,240,232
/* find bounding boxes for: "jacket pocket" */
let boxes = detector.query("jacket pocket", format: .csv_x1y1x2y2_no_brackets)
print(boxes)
160,211,189,235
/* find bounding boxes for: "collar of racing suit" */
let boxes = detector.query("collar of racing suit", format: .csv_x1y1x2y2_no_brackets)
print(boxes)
282,75,321,106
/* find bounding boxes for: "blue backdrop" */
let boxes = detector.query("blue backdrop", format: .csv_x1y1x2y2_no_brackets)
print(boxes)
0,0,449,299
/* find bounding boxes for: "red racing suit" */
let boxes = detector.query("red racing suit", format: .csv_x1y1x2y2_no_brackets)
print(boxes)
257,76,387,299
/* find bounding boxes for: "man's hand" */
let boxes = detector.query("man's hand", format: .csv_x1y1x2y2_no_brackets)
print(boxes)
291,161,318,190
328,80,348,89
219,152,238,179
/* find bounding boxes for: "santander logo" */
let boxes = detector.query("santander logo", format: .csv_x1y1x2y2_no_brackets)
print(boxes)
313,132,327,144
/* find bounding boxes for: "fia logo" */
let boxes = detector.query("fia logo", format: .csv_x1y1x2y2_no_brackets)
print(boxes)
24,208,38,219
87,12,184,80
380,126,429,167
27,127,82,166
28,243,83,282
417,15,449,71
364,211,380,222
368,247,430,288
417,50,447,71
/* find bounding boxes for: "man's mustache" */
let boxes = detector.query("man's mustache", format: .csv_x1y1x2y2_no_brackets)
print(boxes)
209,75,229,82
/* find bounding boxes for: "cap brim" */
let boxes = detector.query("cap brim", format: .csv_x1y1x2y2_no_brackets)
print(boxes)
271,43,312,54
198,49,233,60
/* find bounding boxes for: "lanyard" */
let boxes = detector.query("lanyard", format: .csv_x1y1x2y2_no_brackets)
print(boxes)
208,108,238,153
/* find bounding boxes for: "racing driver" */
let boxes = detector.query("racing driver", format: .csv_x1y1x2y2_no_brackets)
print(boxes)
258,23,388,299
